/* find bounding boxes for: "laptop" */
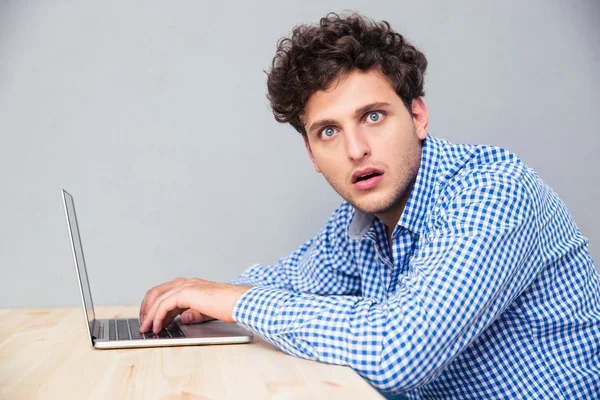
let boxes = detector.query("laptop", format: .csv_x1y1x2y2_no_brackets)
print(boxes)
62,189,253,349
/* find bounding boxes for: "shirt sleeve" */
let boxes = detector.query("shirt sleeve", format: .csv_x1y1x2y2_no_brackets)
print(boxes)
231,172,541,393
228,202,361,296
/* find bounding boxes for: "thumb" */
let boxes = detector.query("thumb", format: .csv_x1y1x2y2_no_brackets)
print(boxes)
180,309,211,324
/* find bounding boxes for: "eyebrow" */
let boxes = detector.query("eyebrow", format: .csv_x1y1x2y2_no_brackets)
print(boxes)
307,101,392,135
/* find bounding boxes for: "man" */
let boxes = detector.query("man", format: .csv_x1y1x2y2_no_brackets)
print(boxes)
138,12,600,399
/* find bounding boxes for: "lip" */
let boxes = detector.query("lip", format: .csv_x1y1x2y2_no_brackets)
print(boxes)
351,167,385,183
352,168,385,191
353,174,383,190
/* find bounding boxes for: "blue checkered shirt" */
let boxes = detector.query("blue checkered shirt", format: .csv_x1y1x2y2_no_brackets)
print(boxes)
229,135,600,399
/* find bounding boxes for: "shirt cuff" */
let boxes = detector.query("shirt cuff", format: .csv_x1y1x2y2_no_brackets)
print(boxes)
232,286,295,336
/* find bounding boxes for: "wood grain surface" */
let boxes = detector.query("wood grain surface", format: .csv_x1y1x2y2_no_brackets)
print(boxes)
0,306,383,399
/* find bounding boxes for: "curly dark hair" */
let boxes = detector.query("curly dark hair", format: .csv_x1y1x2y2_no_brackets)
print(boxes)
266,12,428,137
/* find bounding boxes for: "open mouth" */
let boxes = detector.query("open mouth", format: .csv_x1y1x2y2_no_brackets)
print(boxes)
355,172,383,182
352,169,385,190
352,168,385,190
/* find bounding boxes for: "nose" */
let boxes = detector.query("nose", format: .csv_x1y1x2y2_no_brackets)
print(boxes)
345,127,371,162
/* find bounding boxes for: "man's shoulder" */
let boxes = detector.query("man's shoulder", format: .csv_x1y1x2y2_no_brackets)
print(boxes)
435,138,533,188
432,137,545,208
434,138,523,177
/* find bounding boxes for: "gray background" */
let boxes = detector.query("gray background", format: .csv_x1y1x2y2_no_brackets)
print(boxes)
1,1,598,308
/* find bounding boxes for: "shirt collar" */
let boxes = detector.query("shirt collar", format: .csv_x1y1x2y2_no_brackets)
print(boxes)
349,134,442,240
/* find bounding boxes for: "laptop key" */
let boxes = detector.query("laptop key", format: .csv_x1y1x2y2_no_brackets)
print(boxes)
143,331,157,339
130,329,143,340
127,319,143,339
128,318,141,331
117,320,130,340
109,320,116,341
157,329,171,338
167,325,185,338
97,322,105,339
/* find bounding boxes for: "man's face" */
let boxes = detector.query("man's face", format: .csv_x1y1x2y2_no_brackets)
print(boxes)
302,68,429,221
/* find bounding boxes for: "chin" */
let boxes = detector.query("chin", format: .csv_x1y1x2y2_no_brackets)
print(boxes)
328,177,405,215
349,195,398,215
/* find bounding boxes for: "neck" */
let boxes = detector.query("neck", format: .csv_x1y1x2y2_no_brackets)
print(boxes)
377,206,404,234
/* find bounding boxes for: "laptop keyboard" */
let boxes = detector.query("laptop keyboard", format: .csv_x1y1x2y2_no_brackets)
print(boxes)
104,318,185,341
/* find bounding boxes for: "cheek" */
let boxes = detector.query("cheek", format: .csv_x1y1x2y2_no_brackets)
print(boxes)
313,151,343,178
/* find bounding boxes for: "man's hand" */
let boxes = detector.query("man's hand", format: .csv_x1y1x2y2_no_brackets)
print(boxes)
138,277,253,334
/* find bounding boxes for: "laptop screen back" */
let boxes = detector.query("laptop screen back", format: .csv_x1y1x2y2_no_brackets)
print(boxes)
62,190,96,334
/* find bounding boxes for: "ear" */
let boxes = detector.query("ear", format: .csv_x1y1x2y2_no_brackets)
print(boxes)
303,136,322,173
411,97,429,140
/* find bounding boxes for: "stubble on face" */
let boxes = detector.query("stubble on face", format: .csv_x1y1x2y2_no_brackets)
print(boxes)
321,125,423,217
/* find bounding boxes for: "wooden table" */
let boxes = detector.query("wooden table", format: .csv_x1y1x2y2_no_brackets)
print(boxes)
0,306,383,399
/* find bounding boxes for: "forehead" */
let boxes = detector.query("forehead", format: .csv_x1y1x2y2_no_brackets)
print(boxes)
303,68,399,123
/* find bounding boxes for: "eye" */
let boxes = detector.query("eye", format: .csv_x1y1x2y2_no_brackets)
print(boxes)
320,127,336,138
366,111,383,123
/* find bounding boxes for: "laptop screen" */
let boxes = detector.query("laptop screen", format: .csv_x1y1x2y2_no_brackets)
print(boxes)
62,190,96,334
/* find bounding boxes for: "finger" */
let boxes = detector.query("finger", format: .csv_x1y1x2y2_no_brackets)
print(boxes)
152,289,191,334
139,278,185,322
180,309,212,324
140,286,162,321
162,307,186,329
141,308,184,333
140,287,179,332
